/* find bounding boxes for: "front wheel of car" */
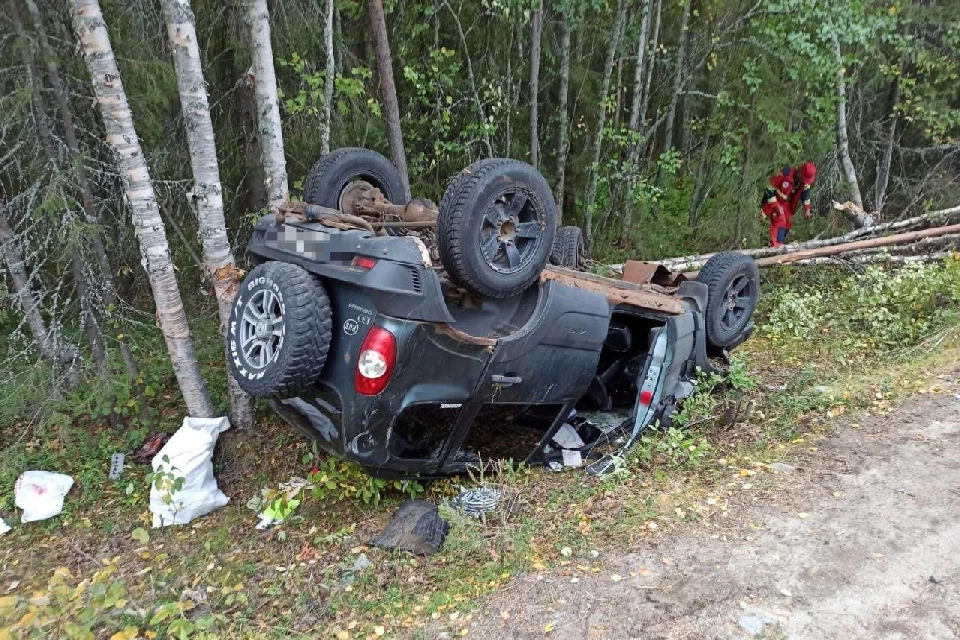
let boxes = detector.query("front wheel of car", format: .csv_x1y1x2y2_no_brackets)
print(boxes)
696,251,760,349
228,262,333,397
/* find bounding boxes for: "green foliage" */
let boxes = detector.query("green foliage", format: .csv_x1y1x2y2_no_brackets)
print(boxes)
307,456,424,507
760,257,960,359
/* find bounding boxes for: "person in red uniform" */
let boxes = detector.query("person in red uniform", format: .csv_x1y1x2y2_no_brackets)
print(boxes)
760,162,817,247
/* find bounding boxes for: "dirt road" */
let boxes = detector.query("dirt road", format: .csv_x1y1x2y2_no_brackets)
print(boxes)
463,371,960,639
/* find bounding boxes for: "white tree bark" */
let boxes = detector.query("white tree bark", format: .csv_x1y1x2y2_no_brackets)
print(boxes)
246,0,289,203
163,0,254,427
629,0,652,131
321,0,335,156
832,34,864,211
72,0,214,418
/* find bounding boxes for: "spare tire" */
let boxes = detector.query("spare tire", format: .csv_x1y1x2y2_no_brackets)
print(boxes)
551,226,587,270
228,262,333,397
303,147,405,208
438,159,557,298
696,252,760,349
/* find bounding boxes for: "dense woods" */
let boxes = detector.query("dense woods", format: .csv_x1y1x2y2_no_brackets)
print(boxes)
0,0,957,418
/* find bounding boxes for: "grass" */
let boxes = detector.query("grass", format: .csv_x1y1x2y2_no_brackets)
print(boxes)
2,263,960,638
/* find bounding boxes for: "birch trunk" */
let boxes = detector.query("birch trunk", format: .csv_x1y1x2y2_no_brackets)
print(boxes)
163,0,253,427
0,212,79,371
246,0,289,204
443,0,493,157
529,0,543,169
653,0,691,215
554,11,571,224
583,0,627,244
321,0,335,156
629,0,652,132
368,0,411,200
832,34,864,211
638,0,662,129
72,0,214,418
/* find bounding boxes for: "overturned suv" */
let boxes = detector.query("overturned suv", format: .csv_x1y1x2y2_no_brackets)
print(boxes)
229,148,759,477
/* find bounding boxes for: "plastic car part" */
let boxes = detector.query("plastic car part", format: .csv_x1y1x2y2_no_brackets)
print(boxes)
355,325,397,395
437,158,557,298
696,251,760,349
303,147,405,211
551,225,587,269
228,262,333,397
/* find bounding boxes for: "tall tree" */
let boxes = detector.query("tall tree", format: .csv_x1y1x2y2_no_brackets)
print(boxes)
0,210,79,377
628,0,652,132
367,0,411,200
638,0,663,129
653,0,691,216
162,0,254,428
555,10,571,223
583,0,628,244
832,34,864,211
529,0,543,168
71,0,215,418
321,0,335,156
246,0,289,203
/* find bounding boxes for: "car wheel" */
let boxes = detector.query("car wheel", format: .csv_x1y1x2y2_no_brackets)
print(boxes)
228,262,333,397
696,251,760,349
551,225,587,270
303,147,405,208
438,159,557,298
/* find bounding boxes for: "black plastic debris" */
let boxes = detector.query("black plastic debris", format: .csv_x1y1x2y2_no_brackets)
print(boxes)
372,500,450,556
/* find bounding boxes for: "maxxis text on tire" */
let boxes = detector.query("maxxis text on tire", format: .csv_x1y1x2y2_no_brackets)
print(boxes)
303,147,405,209
228,261,333,397
696,251,760,349
438,158,557,298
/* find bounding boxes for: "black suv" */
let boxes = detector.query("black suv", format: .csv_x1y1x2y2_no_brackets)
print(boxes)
228,149,759,477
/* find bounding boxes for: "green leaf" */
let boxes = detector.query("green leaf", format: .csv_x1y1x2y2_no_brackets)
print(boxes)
131,527,150,544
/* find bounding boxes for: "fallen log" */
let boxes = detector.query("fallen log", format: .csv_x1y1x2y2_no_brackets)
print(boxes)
754,223,960,267
790,250,953,267
630,202,960,274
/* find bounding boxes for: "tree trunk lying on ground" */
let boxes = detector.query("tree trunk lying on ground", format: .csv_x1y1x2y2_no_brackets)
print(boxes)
608,202,960,274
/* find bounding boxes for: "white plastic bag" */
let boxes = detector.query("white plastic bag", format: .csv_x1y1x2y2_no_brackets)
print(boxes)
0,516,11,535
15,471,74,523
149,416,230,527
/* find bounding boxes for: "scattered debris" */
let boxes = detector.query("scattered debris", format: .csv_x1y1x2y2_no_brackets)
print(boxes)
738,613,780,635
108,452,125,480
372,500,450,556
149,417,230,527
129,432,172,464
0,517,10,535
255,477,309,529
768,462,796,473
450,487,501,517
15,470,74,523
930,575,945,584
353,553,372,572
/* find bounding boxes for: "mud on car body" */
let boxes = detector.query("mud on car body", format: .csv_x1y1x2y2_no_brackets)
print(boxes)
229,149,759,478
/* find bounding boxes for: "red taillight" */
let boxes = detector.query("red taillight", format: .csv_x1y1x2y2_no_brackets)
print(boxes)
640,389,654,406
355,325,396,395
351,256,377,270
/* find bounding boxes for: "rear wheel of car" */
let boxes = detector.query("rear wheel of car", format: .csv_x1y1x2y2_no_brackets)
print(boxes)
551,225,587,270
438,159,557,298
303,147,405,209
696,252,760,349
228,262,333,398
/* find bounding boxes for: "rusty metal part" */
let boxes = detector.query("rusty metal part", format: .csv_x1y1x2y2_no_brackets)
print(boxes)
621,260,688,288
541,265,684,315
434,323,497,347
369,220,437,229
276,201,375,232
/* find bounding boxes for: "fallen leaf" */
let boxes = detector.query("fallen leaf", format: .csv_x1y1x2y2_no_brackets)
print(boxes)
560,547,572,557
797,512,809,519
374,625,385,636
544,621,556,633
131,528,150,544
611,574,623,582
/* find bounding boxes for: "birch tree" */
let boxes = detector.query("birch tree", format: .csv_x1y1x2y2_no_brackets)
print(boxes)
162,0,254,428
71,0,214,418
833,33,865,211
246,0,289,203
321,0,335,156
555,10,571,223
583,0,627,244
367,0,411,200
529,0,543,169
